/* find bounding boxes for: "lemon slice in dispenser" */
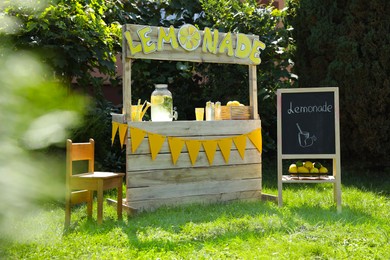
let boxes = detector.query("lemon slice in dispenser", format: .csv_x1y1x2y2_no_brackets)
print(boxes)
151,95,164,105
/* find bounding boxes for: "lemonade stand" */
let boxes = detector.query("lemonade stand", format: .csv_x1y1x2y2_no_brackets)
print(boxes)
111,24,270,212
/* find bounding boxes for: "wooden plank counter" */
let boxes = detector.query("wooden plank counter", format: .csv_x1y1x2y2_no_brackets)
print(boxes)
123,120,262,211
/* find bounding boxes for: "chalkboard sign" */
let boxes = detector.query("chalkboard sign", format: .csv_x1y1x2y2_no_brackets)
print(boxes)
277,88,338,155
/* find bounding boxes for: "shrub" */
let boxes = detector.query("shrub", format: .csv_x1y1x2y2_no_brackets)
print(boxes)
286,0,390,166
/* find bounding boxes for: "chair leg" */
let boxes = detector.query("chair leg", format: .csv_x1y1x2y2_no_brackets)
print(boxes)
87,190,93,220
97,181,103,225
65,192,71,228
117,182,123,220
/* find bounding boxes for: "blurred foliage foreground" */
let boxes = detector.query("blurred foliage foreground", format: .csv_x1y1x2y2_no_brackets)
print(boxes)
0,48,86,237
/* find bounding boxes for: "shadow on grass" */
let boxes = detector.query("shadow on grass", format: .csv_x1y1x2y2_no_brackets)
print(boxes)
63,192,387,253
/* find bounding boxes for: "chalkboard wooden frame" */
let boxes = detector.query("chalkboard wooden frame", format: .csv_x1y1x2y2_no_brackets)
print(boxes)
277,87,341,212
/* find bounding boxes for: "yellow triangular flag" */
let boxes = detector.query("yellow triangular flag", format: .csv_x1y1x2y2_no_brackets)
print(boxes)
111,122,119,145
130,127,146,153
148,133,166,160
118,123,128,148
168,137,184,165
233,134,247,159
185,140,201,166
218,138,233,163
202,140,218,165
247,128,262,153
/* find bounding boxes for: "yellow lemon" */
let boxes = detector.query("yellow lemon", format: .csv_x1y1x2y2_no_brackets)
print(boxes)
289,164,297,173
297,166,309,174
310,167,319,174
319,167,328,174
304,161,313,170
227,101,240,106
178,24,201,51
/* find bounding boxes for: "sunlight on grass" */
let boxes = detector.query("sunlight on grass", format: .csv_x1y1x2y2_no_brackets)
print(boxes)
1,183,389,259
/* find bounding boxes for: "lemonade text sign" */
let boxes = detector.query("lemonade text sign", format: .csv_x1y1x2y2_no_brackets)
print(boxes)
279,90,337,154
123,24,265,65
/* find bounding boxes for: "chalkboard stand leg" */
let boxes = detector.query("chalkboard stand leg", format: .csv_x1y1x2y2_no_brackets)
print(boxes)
277,157,283,207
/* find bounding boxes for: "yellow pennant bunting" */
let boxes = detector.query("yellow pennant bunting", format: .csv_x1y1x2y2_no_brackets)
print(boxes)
118,123,128,148
247,128,262,153
218,138,233,163
111,122,119,145
168,137,184,165
130,127,146,153
148,133,166,160
233,135,247,159
202,140,218,165
185,140,201,166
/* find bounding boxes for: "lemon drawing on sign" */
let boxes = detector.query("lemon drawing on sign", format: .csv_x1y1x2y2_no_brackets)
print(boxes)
178,24,201,51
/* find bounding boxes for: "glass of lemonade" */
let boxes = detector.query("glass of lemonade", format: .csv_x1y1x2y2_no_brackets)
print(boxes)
195,108,204,121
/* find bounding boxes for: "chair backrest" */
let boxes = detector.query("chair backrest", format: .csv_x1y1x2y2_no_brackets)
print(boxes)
66,139,95,180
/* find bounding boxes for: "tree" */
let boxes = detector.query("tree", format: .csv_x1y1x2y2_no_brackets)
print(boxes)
2,0,122,86
286,0,390,166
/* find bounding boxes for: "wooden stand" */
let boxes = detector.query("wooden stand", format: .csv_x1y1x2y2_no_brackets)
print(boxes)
277,88,342,213
111,24,274,212
277,155,342,213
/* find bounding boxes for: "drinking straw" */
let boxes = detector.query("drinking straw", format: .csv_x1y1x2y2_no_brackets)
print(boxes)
141,102,151,119
136,99,141,121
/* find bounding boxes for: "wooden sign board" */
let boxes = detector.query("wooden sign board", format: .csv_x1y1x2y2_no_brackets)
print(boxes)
277,87,341,212
122,24,265,65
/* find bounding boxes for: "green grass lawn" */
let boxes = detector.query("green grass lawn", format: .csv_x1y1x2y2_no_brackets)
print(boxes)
1,161,389,259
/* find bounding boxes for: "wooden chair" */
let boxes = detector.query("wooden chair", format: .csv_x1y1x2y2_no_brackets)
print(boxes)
65,138,125,227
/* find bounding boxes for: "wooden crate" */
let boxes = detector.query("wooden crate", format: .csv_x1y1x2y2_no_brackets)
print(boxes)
220,106,252,120
125,120,262,211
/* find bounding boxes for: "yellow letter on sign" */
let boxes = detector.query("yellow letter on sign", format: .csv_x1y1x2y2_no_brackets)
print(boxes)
218,32,234,57
249,39,266,65
138,26,157,54
235,34,251,59
202,27,219,54
157,26,179,51
124,31,142,55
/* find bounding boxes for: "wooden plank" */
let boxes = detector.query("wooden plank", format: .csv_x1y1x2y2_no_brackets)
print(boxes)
127,163,261,187
248,65,259,119
127,190,263,211
128,120,261,136
128,136,259,155
124,24,259,45
126,149,261,171
123,24,259,65
127,179,261,201
127,50,255,65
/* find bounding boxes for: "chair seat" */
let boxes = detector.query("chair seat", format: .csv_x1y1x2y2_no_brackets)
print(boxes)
73,172,125,179
70,172,125,191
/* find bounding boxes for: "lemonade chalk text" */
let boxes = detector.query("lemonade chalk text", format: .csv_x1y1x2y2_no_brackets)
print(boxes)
287,102,333,114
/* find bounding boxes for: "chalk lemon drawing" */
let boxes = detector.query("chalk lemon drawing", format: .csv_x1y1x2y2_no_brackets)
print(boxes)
178,24,201,51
